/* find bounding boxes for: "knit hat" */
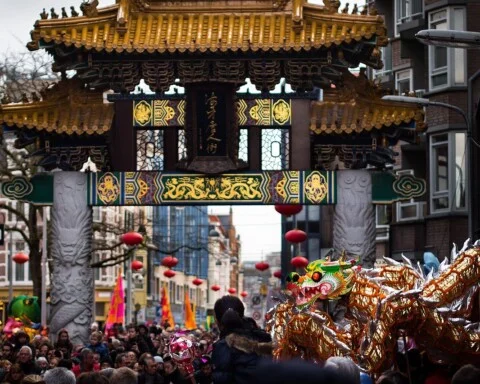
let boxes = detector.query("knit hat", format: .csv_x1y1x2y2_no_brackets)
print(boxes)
154,356,164,364
36,357,48,364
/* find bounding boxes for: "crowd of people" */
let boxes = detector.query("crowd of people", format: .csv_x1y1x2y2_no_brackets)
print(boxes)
0,295,478,384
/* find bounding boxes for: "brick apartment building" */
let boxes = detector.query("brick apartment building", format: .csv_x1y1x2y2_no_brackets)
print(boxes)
371,0,480,260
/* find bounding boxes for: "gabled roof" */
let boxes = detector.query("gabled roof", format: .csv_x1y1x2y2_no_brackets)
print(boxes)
310,71,426,134
27,0,387,55
0,79,113,135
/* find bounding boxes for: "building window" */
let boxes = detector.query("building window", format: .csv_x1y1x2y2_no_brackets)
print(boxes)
92,207,101,223
430,132,466,213
375,205,390,241
373,45,392,79
395,69,413,96
428,7,466,90
395,0,424,35
396,170,427,221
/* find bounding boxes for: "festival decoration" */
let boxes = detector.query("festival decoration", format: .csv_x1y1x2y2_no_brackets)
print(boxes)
255,261,270,271
285,229,307,243
266,242,480,373
192,278,203,286
228,288,237,294
131,260,143,271
275,204,303,216
184,291,197,330
273,270,282,279
121,231,144,246
105,274,125,329
169,334,195,375
211,285,220,292
163,269,176,278
161,286,175,329
12,252,29,264
291,256,309,269
8,296,41,324
240,291,248,298
162,256,179,268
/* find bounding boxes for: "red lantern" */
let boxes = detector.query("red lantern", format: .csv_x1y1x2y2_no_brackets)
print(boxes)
163,269,176,278
12,252,29,264
273,270,282,279
121,231,144,246
228,288,237,295
161,256,179,268
211,285,220,292
274,204,303,216
240,291,248,298
255,261,270,271
285,229,307,244
192,278,203,286
131,260,143,271
291,256,309,269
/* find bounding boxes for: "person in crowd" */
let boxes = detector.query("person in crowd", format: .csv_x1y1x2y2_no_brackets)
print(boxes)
20,374,45,384
211,295,272,384
12,333,35,359
137,356,164,384
76,371,109,384
194,355,213,384
115,353,129,368
1,342,15,362
35,357,48,376
137,324,155,354
163,355,192,384
153,356,164,376
36,343,50,360
72,348,100,377
324,356,360,384
109,366,138,384
17,346,39,375
451,364,480,384
47,357,59,370
376,370,409,384
125,325,150,355
99,367,115,380
43,367,76,384
56,358,73,371
2,363,25,384
86,332,109,361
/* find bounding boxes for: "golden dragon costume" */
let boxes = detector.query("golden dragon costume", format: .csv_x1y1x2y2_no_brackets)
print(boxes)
265,241,480,373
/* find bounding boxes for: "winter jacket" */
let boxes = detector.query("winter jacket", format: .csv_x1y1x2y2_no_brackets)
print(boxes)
85,342,110,360
138,371,165,384
212,328,272,384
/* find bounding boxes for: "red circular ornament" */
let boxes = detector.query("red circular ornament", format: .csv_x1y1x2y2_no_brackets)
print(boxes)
273,270,282,279
161,256,179,268
211,285,220,292
121,231,144,246
192,278,203,286
163,269,176,278
240,291,248,298
285,229,307,244
131,260,144,271
255,261,270,271
291,256,309,268
228,288,237,295
12,252,29,264
274,204,303,216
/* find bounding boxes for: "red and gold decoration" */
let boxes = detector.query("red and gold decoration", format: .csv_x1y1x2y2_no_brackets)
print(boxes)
12,252,29,264
275,204,303,216
266,245,480,373
255,261,270,272
285,229,307,244
162,256,179,268
163,270,176,278
291,256,309,269
120,231,144,246
131,260,143,271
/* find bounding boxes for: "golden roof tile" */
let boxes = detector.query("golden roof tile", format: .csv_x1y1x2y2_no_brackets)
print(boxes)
28,1,387,54
0,79,113,136
310,71,426,134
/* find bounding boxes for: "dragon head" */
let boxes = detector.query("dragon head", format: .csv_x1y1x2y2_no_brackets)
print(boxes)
286,256,357,307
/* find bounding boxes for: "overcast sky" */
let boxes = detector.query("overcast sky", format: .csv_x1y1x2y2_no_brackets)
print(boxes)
0,0,361,261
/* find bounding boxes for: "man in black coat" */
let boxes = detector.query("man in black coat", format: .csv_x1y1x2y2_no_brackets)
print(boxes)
138,356,164,384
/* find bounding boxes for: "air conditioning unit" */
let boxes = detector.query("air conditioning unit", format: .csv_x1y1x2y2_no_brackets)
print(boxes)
415,89,426,98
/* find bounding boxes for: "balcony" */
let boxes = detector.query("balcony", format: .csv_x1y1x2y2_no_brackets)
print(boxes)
396,0,425,39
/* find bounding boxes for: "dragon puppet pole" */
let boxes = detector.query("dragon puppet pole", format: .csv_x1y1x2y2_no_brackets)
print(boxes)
401,331,413,384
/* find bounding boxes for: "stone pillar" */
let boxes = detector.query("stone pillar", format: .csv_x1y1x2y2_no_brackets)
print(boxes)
333,170,376,268
49,172,93,345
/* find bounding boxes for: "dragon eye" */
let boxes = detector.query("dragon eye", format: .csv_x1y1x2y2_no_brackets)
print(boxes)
292,274,299,282
312,272,322,282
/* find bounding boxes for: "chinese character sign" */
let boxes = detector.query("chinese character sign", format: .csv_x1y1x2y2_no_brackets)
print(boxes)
197,90,227,156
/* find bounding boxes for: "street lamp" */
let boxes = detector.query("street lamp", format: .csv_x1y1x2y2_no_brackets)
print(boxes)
381,94,472,238
416,30,480,49
414,29,480,240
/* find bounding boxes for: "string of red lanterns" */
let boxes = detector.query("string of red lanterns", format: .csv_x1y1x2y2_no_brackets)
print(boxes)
131,260,144,271
163,269,176,278
12,252,29,264
291,256,309,269
192,278,203,286
161,256,178,268
120,231,144,246
240,291,248,298
228,288,237,295
255,261,270,271
211,285,220,292
274,204,303,217
273,270,282,279
285,229,307,244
